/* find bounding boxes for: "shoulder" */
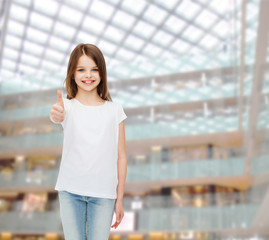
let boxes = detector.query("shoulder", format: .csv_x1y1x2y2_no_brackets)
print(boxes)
108,101,123,106
106,100,119,107
63,97,71,105
107,101,124,111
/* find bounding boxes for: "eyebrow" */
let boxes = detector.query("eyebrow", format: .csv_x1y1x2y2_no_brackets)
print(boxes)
76,66,98,68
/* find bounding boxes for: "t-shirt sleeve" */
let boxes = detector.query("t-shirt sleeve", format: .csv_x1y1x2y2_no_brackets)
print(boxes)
117,102,127,124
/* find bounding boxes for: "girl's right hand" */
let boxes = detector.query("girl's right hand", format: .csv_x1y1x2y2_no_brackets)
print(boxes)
50,90,65,123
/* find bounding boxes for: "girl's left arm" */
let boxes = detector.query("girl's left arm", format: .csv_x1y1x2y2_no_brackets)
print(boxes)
112,120,127,229
116,120,127,201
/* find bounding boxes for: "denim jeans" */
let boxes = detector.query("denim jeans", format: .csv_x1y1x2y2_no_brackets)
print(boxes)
58,190,116,240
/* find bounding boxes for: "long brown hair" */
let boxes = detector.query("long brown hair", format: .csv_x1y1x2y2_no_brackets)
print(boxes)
64,43,112,101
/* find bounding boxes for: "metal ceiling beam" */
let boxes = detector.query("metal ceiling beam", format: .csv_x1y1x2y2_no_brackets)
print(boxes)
60,0,94,67
14,0,34,76
12,1,184,61
0,0,11,73
97,0,149,65
6,0,237,80
36,0,63,81
239,0,247,131
104,0,230,58
125,0,183,74
100,0,227,57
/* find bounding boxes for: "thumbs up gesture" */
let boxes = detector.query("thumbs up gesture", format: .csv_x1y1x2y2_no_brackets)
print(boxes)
50,90,65,123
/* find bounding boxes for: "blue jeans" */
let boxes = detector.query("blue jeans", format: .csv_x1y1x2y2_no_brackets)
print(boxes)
58,190,116,240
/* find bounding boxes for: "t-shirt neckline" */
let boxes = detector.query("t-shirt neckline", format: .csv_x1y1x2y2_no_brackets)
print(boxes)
73,98,107,107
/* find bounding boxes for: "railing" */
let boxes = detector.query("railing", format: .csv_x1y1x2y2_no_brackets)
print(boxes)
250,154,269,175
8,188,266,213
126,157,244,181
128,146,244,165
1,153,268,188
137,204,258,231
0,117,241,144
1,184,266,233
0,203,259,233
0,80,253,111
0,107,268,152
0,211,61,233
0,157,245,189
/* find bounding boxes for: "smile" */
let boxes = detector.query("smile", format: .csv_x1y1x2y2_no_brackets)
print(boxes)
82,80,95,85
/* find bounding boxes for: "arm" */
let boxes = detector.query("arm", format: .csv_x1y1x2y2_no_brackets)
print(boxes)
111,120,127,229
116,120,127,200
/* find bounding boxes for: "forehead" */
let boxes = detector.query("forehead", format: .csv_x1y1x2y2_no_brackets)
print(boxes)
77,55,97,67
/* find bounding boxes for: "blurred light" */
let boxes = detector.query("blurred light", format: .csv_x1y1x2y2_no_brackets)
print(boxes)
180,231,194,239
15,155,25,162
164,114,174,120
201,72,207,87
149,232,165,238
131,198,143,210
162,84,174,91
203,102,209,118
194,197,203,207
136,155,146,160
152,146,161,151
151,78,157,88
150,107,155,122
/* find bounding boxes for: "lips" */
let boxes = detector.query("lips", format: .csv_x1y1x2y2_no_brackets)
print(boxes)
82,80,95,85
82,80,95,83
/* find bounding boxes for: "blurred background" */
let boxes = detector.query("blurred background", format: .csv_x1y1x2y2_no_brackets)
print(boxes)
0,0,268,239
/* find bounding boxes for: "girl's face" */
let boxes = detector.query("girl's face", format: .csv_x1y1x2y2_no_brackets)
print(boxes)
74,55,101,95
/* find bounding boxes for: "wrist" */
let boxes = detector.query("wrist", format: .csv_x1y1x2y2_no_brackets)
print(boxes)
116,197,123,202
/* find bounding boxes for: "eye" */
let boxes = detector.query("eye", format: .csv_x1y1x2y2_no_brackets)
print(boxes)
92,69,99,71
78,69,84,72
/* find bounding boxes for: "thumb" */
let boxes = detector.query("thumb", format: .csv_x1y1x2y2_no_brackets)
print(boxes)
57,90,64,108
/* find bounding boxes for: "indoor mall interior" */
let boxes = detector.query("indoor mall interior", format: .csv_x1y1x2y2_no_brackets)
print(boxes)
0,0,268,239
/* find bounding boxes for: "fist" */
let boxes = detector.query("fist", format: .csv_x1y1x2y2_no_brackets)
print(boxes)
50,90,65,123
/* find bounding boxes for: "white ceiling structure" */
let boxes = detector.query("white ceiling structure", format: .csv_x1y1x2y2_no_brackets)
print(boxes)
0,0,260,95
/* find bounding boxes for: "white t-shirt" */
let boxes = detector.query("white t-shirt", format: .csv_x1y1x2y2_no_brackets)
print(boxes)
49,97,127,199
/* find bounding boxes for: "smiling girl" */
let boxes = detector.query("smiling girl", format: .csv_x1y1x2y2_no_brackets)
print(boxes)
49,43,127,240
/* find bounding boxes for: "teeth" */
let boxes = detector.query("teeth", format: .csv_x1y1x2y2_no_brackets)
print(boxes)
83,80,94,83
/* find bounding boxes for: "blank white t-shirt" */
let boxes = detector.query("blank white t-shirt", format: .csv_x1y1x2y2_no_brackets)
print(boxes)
49,97,127,199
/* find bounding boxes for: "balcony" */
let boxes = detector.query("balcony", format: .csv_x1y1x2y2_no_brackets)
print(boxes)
0,191,263,234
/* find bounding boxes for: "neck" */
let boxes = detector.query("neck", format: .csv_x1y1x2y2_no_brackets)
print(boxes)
75,90,103,104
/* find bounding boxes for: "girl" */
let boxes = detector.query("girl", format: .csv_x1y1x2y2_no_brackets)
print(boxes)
49,43,127,240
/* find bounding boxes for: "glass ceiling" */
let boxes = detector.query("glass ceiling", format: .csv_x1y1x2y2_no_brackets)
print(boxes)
0,0,258,94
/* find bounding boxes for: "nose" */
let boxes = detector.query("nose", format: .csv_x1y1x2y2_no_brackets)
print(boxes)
85,70,92,78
